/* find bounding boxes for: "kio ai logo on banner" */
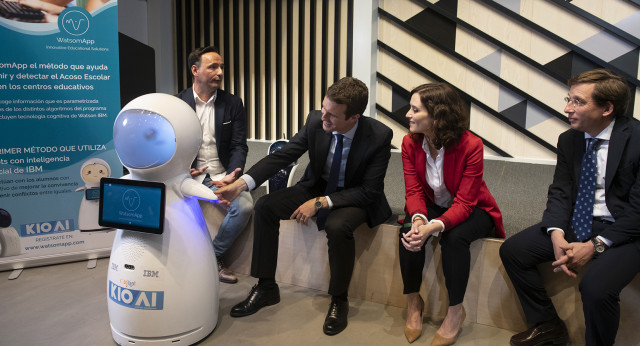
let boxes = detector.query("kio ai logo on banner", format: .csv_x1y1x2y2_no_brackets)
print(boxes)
59,8,90,36
20,219,74,237
109,280,164,310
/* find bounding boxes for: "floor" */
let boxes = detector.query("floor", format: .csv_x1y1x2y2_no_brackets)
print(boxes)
0,258,515,346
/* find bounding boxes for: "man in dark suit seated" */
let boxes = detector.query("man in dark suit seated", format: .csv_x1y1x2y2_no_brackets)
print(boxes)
175,46,252,284
215,77,393,336
500,69,640,346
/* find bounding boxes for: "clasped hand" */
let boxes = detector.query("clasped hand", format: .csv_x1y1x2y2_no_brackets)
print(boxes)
213,173,246,208
401,221,440,252
550,231,594,278
191,167,242,188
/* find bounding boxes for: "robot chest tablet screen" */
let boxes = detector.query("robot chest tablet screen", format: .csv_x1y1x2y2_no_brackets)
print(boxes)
99,177,165,234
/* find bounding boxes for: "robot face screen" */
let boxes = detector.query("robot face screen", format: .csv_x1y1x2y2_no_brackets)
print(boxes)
82,163,109,183
114,109,176,169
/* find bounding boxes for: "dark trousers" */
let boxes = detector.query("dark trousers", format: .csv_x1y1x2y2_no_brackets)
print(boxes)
250,184,367,298
398,205,494,306
499,221,640,346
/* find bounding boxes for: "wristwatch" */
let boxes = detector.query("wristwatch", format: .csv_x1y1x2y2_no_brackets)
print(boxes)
591,237,608,256
314,197,323,210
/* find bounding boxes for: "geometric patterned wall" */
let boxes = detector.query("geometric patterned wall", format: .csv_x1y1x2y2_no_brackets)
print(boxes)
173,0,353,141
376,0,640,160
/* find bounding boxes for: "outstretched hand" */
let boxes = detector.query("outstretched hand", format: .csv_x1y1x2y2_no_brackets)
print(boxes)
190,166,208,178
214,178,247,208
209,168,242,187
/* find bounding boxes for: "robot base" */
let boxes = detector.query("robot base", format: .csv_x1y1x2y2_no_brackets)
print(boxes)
111,323,217,345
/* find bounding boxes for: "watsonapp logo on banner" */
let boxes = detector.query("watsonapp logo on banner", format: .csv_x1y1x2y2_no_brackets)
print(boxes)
109,280,164,311
60,8,90,36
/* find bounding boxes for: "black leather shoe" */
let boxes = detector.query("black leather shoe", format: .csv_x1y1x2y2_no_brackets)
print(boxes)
323,298,349,335
510,317,569,346
229,284,280,317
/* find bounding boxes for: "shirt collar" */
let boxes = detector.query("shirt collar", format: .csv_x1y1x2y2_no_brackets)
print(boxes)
585,119,615,141
193,88,217,105
333,119,359,141
422,137,444,155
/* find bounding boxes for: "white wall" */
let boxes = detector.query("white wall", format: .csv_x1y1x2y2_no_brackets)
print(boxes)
117,0,148,44
117,0,175,94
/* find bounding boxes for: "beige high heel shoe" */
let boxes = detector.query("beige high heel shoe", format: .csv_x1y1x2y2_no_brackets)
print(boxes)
431,306,466,346
404,295,424,343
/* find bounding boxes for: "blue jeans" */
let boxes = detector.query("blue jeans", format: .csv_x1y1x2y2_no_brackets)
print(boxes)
202,175,253,257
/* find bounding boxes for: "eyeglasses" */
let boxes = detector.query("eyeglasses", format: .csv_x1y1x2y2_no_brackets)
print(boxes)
564,96,588,108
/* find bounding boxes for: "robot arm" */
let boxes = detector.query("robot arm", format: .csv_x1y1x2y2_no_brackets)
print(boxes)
180,178,219,202
0,227,22,257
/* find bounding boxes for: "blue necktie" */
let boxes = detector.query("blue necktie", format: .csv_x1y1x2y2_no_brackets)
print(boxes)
572,138,602,242
317,134,343,230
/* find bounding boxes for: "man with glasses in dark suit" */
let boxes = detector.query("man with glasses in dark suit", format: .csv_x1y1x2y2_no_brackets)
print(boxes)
500,69,640,346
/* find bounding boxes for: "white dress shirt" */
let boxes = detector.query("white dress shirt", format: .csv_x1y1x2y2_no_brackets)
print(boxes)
411,138,451,234
193,89,225,183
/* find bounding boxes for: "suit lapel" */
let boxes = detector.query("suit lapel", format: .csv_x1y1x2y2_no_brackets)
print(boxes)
345,119,367,184
605,118,630,191
443,142,457,192
314,127,332,176
572,131,585,185
213,90,225,137
415,140,428,187
183,87,197,110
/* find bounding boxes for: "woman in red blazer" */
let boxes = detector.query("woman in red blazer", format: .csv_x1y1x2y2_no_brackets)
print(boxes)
400,83,504,345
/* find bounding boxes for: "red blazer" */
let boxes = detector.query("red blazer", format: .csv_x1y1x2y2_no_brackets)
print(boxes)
402,131,505,238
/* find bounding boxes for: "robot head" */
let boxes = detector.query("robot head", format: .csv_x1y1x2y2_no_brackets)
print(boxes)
114,94,202,181
0,209,10,228
80,158,111,183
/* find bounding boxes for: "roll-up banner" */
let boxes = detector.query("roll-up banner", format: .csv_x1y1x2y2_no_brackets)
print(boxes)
0,1,120,271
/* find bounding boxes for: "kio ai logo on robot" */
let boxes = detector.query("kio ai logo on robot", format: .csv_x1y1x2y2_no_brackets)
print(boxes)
109,280,164,310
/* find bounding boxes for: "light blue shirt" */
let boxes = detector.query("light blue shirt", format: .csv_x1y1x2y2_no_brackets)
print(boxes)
548,119,615,246
322,120,358,187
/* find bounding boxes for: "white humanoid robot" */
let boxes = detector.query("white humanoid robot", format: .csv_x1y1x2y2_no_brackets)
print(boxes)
106,93,220,345
0,208,22,257
76,158,111,231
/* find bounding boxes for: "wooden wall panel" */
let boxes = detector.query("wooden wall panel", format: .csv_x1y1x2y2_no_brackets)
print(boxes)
524,1,601,43
572,0,638,23
378,0,640,160
174,0,639,157
174,0,354,141
469,105,554,160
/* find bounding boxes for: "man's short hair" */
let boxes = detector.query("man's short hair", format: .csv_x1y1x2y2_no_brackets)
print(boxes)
325,77,368,119
187,46,220,72
568,69,630,118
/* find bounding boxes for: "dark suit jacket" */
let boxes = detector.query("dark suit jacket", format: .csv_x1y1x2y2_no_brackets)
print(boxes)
246,110,393,227
542,115,640,249
402,131,505,238
175,87,248,175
